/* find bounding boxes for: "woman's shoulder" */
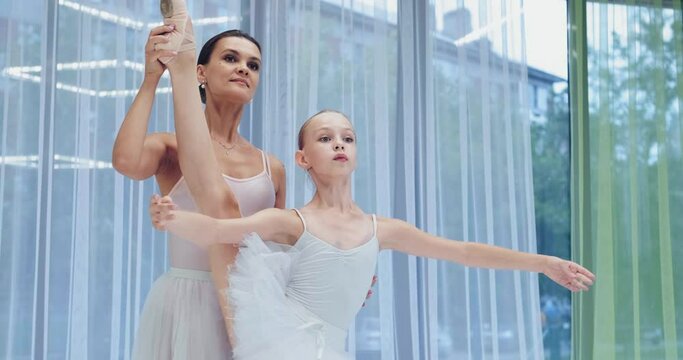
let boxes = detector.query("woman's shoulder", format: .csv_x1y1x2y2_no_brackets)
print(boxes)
241,144,284,171
265,152,285,172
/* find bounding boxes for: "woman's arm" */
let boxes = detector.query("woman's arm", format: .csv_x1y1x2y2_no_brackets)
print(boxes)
269,155,287,209
112,25,177,180
377,217,595,292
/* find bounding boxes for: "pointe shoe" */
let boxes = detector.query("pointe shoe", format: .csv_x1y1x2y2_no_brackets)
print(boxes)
158,0,195,64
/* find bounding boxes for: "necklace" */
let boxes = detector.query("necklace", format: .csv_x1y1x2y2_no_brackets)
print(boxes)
212,136,239,157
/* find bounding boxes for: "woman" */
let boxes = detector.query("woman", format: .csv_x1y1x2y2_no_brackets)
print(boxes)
112,17,285,360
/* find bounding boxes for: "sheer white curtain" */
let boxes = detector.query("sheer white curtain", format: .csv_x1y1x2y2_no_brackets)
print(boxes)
429,0,543,357
0,0,541,359
251,1,542,358
0,1,241,358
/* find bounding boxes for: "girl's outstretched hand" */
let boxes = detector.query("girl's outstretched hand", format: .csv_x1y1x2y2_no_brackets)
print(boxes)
543,257,595,292
149,194,178,231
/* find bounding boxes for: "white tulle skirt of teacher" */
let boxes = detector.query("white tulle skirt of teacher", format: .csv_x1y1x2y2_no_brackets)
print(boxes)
132,267,232,360
228,233,351,360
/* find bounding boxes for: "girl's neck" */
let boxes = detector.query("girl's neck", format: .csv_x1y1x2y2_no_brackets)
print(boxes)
307,178,357,213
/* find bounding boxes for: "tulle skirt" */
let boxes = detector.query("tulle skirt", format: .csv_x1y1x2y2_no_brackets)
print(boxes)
132,267,232,360
228,233,351,360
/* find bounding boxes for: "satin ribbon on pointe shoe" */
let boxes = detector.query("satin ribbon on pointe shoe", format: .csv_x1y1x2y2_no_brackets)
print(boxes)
158,0,195,64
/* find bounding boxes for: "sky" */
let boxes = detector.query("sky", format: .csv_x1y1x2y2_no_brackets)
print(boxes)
323,0,569,79
434,0,569,79
524,0,569,79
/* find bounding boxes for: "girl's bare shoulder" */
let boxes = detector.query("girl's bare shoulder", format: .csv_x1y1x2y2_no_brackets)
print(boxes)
252,208,305,244
375,216,416,249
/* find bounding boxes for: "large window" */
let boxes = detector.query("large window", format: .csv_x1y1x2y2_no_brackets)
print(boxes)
525,1,573,359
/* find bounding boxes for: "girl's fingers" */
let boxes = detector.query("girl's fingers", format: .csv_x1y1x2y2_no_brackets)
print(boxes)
575,273,593,286
566,277,588,292
578,266,596,281
568,262,595,280
160,204,177,212
156,204,175,215
576,280,588,291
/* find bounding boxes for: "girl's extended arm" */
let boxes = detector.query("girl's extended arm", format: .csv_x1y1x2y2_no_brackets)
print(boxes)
155,201,298,248
378,217,595,292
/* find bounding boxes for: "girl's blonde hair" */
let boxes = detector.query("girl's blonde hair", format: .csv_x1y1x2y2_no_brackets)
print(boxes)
297,109,350,150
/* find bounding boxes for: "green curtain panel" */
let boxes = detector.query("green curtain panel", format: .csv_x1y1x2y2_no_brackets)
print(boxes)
569,0,683,359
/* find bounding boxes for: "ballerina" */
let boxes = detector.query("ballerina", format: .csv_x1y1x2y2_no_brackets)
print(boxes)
150,109,595,360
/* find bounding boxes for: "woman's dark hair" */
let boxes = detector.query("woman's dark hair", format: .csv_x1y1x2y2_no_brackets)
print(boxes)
197,30,262,104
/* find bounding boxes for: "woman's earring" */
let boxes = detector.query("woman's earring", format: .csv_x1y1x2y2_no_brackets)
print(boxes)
200,82,206,89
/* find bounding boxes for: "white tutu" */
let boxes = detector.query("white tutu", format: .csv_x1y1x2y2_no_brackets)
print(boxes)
228,233,351,360
133,267,232,360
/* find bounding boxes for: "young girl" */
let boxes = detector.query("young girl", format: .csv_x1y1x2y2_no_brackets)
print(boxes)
150,110,595,360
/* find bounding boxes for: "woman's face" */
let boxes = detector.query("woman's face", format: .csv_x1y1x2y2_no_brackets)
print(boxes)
298,113,357,178
199,36,261,105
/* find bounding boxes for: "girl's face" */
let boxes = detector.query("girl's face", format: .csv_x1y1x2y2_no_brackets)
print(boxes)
198,37,261,105
297,112,357,178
